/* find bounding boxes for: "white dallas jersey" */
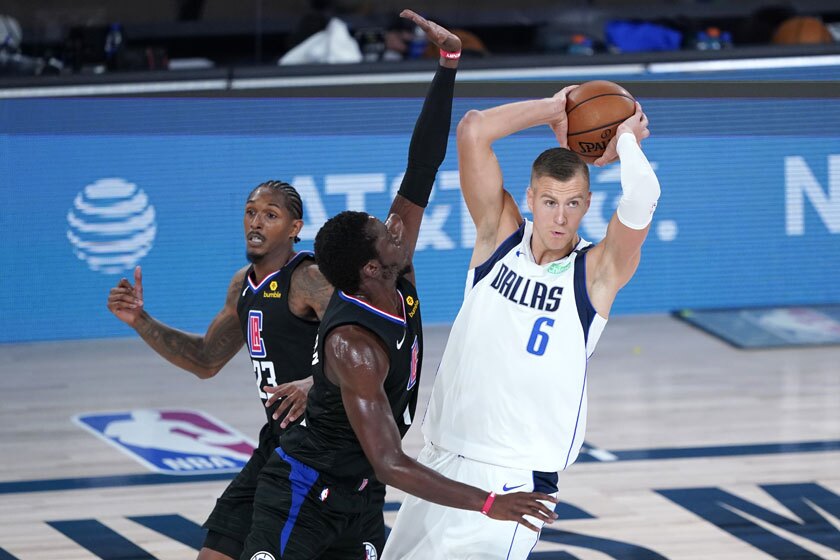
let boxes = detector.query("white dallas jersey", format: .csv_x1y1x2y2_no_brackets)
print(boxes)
423,219,607,472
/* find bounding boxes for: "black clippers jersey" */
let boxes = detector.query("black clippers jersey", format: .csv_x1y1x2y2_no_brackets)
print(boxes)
237,251,320,438
280,276,423,481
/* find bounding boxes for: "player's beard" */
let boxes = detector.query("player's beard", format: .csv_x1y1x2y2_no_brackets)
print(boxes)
246,249,264,264
381,262,410,282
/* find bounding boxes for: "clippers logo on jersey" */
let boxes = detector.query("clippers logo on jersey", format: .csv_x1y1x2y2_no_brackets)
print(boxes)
407,336,419,390
364,542,378,560
490,263,563,312
248,310,267,358
74,409,256,474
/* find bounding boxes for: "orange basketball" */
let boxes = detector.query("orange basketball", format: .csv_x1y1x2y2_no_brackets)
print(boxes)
565,80,636,162
772,16,833,45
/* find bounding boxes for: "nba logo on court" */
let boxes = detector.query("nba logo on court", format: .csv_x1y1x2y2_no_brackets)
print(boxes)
74,409,256,474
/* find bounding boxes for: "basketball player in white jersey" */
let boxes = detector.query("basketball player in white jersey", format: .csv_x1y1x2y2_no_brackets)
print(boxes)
383,88,660,558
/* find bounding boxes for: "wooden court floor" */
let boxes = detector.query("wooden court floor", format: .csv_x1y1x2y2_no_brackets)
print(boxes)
0,314,838,559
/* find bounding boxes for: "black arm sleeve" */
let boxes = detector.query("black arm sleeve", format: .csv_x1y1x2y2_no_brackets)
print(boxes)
397,65,457,208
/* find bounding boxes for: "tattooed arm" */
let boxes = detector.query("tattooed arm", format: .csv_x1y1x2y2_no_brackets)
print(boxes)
288,260,334,321
260,260,334,428
107,265,245,379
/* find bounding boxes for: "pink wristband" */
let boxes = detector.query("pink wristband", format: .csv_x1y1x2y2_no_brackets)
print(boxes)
440,49,461,60
480,491,496,515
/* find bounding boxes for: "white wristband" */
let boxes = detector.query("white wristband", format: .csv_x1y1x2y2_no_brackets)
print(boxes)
616,133,660,230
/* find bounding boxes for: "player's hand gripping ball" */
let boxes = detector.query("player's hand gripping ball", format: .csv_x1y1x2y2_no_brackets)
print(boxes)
565,80,636,162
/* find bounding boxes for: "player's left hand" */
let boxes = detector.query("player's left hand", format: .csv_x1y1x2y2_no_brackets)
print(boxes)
592,101,650,167
264,377,314,429
400,9,461,55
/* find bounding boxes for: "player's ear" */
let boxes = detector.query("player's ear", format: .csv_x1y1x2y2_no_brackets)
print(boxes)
525,186,535,213
362,259,380,279
290,219,303,239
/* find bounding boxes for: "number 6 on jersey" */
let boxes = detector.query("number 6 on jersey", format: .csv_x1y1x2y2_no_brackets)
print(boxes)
527,317,554,356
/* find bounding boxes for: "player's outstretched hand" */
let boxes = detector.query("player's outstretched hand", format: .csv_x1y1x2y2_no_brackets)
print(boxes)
107,265,145,327
264,377,315,429
592,101,650,167
400,9,461,55
548,84,579,149
487,491,558,532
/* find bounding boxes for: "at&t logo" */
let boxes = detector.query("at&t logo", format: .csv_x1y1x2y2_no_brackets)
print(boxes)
66,178,157,274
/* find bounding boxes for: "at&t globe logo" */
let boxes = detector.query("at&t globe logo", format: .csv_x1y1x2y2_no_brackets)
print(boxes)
66,178,157,274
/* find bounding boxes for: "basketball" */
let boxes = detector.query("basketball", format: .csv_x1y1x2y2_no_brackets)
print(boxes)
772,16,833,45
565,80,636,162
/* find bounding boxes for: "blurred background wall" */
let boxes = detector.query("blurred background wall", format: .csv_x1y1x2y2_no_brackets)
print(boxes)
1,0,839,343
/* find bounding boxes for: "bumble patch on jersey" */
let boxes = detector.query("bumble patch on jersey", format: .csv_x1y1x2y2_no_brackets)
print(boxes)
263,279,282,298
406,295,420,318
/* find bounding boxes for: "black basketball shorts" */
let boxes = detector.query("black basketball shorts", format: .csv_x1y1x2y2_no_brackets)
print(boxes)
240,446,385,560
202,423,276,557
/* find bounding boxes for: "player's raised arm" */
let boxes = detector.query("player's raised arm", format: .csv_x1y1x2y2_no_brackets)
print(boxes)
387,10,459,285
324,325,558,532
457,86,578,267
107,265,245,378
586,104,661,317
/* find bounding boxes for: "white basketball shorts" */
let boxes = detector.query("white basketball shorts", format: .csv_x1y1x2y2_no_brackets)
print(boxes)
382,442,558,560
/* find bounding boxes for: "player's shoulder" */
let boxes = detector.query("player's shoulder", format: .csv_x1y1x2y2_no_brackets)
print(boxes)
324,323,389,365
232,264,250,284
290,259,333,319
397,275,418,295
227,265,251,303
290,259,329,293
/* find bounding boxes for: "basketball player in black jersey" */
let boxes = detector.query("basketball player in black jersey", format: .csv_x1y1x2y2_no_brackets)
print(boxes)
239,10,558,560
107,179,332,560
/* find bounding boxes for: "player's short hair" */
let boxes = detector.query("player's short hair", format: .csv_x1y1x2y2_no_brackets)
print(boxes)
249,180,303,242
314,211,378,294
531,148,590,187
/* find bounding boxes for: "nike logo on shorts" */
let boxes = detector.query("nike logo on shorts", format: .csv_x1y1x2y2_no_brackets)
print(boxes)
502,483,525,492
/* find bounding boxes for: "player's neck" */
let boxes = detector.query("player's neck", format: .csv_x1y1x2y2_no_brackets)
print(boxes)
353,281,402,316
251,248,296,283
529,235,578,265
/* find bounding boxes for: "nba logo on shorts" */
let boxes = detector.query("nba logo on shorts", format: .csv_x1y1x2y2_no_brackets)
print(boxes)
74,409,256,474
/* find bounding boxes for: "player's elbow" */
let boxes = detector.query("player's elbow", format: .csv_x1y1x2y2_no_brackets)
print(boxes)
193,365,222,379
457,110,487,147
370,451,410,487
